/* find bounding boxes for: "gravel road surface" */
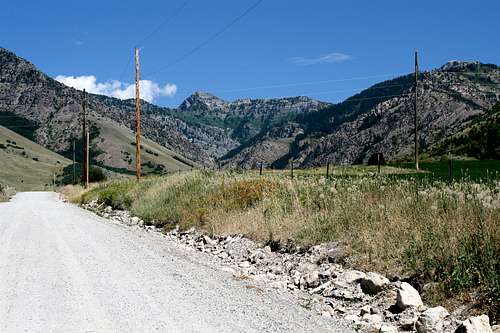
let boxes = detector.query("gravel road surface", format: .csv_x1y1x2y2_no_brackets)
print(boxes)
0,192,351,332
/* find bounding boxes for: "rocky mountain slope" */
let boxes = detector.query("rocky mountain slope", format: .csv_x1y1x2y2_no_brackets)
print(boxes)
221,61,499,168
2,47,498,171
0,47,206,171
0,47,328,170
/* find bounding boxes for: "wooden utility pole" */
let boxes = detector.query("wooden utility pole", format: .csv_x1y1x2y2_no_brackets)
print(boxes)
135,47,141,180
73,140,76,183
82,89,88,184
414,51,419,171
85,132,90,188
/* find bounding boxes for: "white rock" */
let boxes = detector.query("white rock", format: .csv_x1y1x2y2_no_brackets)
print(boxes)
416,306,449,333
203,235,216,246
380,324,398,333
310,281,332,294
360,272,390,295
238,261,251,269
303,270,320,288
362,313,383,330
345,314,360,323
360,305,372,316
491,325,500,333
456,315,493,333
341,270,366,284
397,282,423,310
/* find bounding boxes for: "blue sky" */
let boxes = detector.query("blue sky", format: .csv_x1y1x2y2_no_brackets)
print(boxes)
1,0,499,107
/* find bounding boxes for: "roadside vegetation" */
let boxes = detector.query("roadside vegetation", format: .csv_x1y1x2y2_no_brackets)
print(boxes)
0,183,15,202
75,165,500,315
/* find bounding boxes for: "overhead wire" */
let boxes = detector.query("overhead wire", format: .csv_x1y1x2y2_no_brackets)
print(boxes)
136,0,190,47
116,1,191,83
144,0,264,77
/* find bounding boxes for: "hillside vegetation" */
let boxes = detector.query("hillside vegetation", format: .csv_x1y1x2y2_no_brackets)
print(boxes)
0,125,70,191
429,102,500,159
77,169,500,314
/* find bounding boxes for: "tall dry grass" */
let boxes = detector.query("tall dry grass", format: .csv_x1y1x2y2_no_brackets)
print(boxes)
80,170,500,306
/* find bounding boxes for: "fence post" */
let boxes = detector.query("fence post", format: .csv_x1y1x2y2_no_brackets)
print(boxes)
326,163,330,179
377,153,381,174
291,160,294,179
259,162,263,176
448,152,452,183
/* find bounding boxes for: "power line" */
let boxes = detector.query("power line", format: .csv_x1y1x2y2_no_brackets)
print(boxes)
145,0,264,77
117,53,135,84
208,73,413,94
136,0,190,47
168,71,499,96
116,1,191,83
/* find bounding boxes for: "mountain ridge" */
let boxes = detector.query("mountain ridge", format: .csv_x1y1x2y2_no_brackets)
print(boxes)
1,47,498,171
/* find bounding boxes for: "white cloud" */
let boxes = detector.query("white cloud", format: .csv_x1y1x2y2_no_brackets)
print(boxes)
55,75,177,103
289,52,351,65
73,39,84,46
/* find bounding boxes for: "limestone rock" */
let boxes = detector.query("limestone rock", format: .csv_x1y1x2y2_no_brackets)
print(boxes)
456,315,493,333
396,282,423,310
380,324,398,333
415,306,449,333
360,272,390,295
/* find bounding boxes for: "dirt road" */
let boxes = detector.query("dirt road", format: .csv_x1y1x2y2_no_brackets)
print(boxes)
0,192,349,332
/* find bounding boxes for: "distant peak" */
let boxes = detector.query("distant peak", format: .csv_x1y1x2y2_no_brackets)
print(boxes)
179,91,227,111
439,60,482,72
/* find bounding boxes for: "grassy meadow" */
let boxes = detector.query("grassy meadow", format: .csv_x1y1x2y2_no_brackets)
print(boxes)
73,164,500,313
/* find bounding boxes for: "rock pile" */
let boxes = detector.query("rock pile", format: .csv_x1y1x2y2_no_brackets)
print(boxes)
82,200,496,333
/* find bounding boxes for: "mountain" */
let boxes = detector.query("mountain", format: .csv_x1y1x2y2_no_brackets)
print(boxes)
0,125,71,191
221,61,499,168
160,92,329,155
0,47,328,170
428,101,500,159
0,47,204,171
1,47,498,171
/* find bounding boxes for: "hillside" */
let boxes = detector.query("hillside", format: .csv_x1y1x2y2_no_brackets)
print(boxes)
221,61,500,168
0,47,328,168
0,47,202,171
0,125,70,191
428,101,500,159
1,47,498,171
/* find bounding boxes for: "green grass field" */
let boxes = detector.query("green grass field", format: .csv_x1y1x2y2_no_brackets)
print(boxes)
392,159,500,182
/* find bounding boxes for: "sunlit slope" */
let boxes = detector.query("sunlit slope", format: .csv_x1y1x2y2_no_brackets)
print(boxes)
0,126,71,191
93,118,196,174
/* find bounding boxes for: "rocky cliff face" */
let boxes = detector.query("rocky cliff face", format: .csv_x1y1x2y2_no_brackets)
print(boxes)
220,62,499,168
294,64,499,166
0,47,329,169
2,47,498,171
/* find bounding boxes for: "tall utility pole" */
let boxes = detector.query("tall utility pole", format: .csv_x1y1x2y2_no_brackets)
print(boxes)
85,132,90,188
82,89,88,184
135,47,141,180
414,51,419,171
72,139,76,184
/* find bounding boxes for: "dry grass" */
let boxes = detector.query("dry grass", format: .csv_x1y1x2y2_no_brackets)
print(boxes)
79,170,500,309
0,183,15,202
59,184,90,204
